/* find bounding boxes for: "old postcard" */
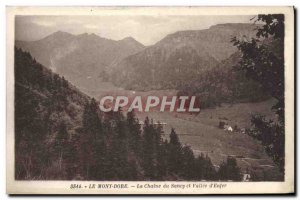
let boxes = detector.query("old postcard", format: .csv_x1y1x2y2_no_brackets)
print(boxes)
6,6,294,194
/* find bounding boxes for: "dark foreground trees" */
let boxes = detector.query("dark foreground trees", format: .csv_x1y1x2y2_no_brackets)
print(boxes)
232,14,285,172
56,105,221,181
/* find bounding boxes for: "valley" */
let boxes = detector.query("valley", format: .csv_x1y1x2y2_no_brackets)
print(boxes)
80,81,282,181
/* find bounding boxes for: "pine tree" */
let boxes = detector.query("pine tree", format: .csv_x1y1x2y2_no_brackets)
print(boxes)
181,145,195,179
156,139,168,179
218,157,241,181
126,110,142,155
167,128,183,175
80,99,104,179
142,117,156,179
194,154,205,180
202,154,217,180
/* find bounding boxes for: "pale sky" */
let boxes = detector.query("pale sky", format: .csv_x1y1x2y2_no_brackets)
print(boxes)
15,15,255,46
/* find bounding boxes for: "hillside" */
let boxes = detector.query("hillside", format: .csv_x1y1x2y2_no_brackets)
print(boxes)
109,23,267,107
15,47,90,179
15,47,90,134
176,52,269,108
110,23,259,91
15,31,145,91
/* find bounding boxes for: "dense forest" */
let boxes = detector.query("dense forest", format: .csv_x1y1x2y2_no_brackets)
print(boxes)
15,48,241,181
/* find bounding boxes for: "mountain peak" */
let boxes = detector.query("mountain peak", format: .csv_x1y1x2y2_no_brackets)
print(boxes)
121,36,135,41
77,32,98,37
209,23,257,30
43,31,74,41
76,33,108,41
119,36,145,48
50,31,74,37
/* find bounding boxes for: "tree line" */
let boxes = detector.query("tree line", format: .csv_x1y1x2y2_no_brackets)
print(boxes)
53,99,242,181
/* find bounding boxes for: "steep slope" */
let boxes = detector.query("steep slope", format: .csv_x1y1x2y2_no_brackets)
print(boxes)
15,47,90,132
110,23,258,90
15,47,91,179
15,31,145,93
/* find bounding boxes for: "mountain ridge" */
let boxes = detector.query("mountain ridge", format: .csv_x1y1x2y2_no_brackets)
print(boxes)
15,31,146,92
15,23,261,98
110,23,259,91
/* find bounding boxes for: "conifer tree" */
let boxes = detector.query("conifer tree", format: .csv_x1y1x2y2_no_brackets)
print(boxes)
167,128,183,175
126,110,142,155
142,117,156,179
181,146,195,179
218,157,241,181
81,99,104,179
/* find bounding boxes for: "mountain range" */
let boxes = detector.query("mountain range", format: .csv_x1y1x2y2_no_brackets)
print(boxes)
16,31,145,91
16,23,260,97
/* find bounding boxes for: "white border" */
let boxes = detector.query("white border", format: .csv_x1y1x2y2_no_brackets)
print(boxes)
6,6,295,195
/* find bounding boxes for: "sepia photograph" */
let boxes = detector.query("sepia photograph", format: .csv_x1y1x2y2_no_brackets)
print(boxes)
6,6,294,194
